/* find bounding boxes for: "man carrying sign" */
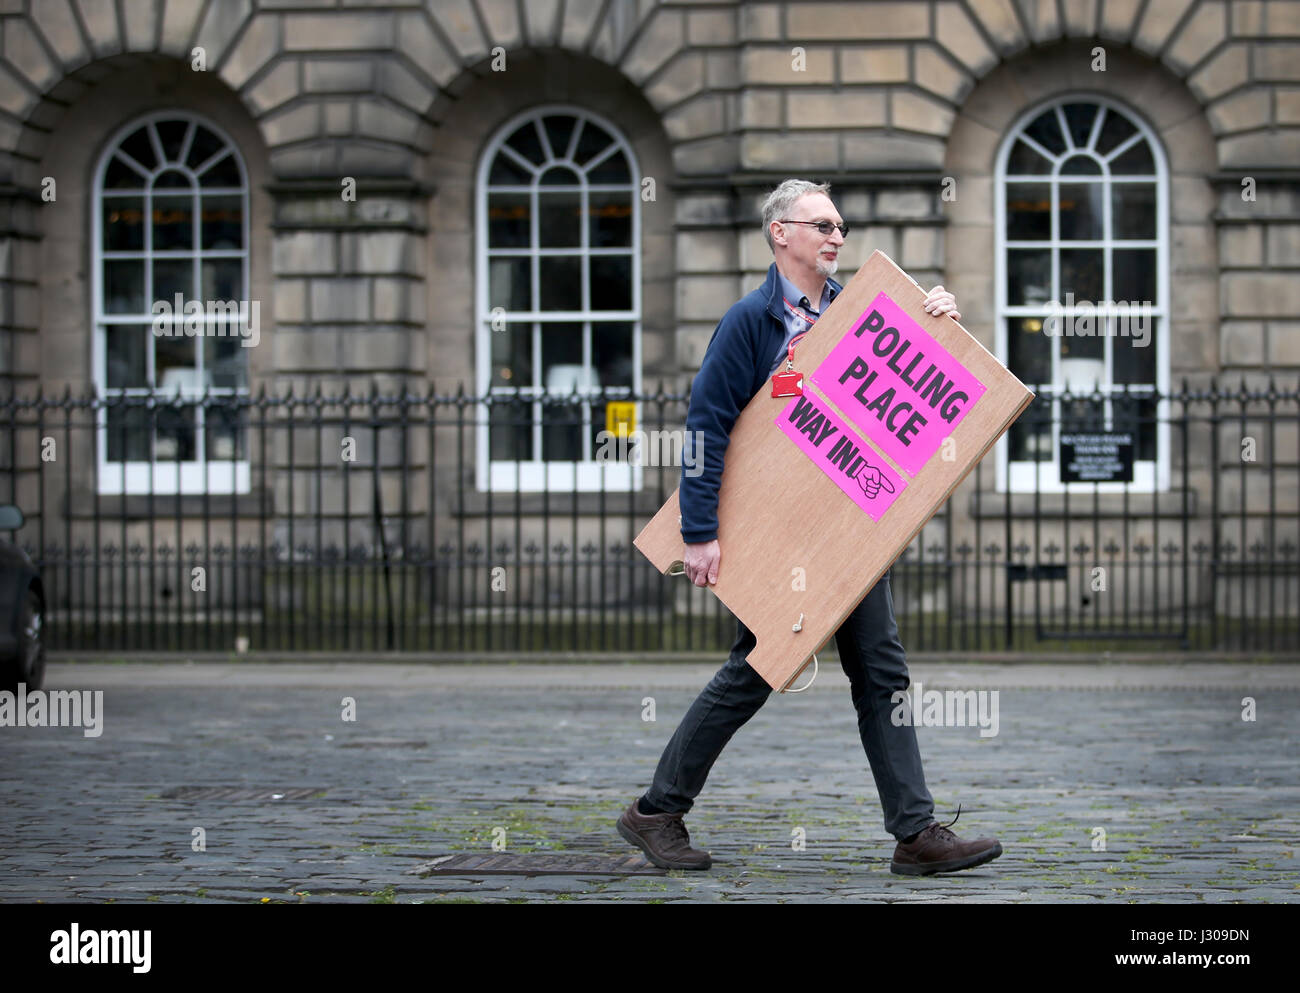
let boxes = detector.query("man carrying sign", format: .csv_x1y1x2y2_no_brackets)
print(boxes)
617,179,1003,876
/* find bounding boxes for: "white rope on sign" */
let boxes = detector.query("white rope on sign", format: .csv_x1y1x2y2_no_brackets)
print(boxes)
784,654,818,693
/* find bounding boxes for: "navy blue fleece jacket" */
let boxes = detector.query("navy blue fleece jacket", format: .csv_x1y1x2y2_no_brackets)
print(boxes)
679,262,844,543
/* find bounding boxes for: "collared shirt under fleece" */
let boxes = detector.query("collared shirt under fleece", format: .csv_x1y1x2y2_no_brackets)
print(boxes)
771,269,837,376
679,262,843,544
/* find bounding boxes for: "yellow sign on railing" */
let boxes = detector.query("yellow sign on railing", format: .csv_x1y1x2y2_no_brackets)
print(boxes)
605,401,636,437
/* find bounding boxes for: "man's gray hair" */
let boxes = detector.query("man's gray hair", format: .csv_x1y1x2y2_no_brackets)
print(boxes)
761,179,832,253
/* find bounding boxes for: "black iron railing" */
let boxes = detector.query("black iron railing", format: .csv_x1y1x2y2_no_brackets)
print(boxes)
1,379,1296,654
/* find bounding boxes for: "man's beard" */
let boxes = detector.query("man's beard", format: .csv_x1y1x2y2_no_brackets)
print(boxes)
816,257,839,277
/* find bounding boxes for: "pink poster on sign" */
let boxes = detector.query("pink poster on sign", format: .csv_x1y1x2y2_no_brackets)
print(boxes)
810,291,987,477
775,393,906,522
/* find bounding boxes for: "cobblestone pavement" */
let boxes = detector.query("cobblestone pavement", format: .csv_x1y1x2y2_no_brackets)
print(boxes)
2,660,1297,904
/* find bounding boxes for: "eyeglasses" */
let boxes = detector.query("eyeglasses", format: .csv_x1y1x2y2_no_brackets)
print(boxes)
779,219,850,237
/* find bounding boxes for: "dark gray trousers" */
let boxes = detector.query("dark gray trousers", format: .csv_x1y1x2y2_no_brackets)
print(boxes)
643,570,935,841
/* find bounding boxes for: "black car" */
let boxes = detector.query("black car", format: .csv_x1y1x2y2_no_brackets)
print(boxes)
0,505,44,692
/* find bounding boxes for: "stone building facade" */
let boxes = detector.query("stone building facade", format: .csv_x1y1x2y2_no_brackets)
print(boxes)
0,0,1296,627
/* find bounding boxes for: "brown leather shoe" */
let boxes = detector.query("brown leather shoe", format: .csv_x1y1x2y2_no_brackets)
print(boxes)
890,807,1002,875
617,800,712,870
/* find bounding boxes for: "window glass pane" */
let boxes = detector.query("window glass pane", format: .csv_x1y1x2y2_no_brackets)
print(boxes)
1107,389,1159,462
154,402,196,461
1094,108,1137,155
1023,110,1066,156
489,153,531,185
154,168,192,189
1009,393,1053,462
1110,140,1154,175
539,256,580,310
199,152,241,188
153,258,193,301
1008,316,1052,386
1005,183,1050,239
104,261,145,313
152,194,193,250
1060,248,1103,300
489,193,531,247
542,398,584,460
104,154,146,190
490,396,532,460
106,403,151,461
543,115,577,160
505,120,545,165
1007,316,1053,461
205,334,248,391
489,257,531,311
541,322,584,390
157,119,190,163
574,119,614,166
105,325,148,389
588,192,632,247
205,397,246,459
588,149,631,184
1059,321,1103,372
1059,183,1103,240
593,322,634,387
539,165,580,187
541,321,586,460
155,332,198,392
1113,248,1156,302
538,191,581,246
186,125,224,170
201,259,242,301
491,321,533,389
119,126,156,171
1062,102,1099,149
1110,393,1157,462
103,197,144,250
1007,249,1050,306
200,194,242,249
1006,139,1051,174
590,256,631,310
1059,155,1101,175
1112,184,1155,240
1112,317,1157,384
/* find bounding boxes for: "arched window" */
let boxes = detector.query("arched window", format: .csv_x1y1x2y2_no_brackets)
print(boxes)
93,111,251,494
475,107,641,491
995,96,1168,492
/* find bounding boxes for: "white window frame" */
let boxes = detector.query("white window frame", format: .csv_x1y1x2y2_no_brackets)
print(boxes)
993,94,1170,494
474,105,642,492
92,110,251,496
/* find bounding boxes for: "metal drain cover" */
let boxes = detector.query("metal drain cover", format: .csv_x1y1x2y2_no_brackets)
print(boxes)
412,853,665,876
159,786,327,801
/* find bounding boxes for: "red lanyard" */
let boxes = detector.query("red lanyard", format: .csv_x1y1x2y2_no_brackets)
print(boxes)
785,330,810,368
782,295,819,326
781,295,819,369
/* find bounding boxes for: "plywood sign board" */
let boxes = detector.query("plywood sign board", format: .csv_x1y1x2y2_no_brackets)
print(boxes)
635,250,1035,692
